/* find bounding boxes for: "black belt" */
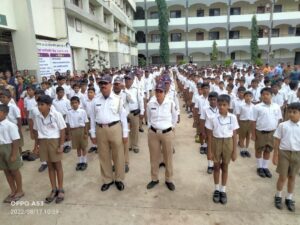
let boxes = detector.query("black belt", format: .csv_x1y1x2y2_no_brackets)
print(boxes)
150,126,172,134
97,121,120,128
130,109,140,116
259,130,274,134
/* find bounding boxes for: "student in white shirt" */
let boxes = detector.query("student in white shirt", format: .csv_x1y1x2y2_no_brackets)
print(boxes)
24,85,37,121
248,79,261,104
66,96,89,171
273,102,300,212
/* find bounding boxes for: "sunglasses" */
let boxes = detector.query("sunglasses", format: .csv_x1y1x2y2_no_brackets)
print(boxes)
99,82,109,86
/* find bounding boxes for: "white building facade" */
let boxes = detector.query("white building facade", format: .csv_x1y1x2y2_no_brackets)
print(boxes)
134,0,300,65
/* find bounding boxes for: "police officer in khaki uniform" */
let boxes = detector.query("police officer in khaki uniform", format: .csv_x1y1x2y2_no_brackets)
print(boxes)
90,75,129,191
146,81,178,191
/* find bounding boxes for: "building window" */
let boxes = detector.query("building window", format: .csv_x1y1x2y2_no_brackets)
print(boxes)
209,8,220,16
150,11,158,19
196,9,204,17
72,0,82,8
171,33,182,42
209,31,220,40
272,28,280,37
89,3,95,15
151,34,160,42
67,16,75,28
229,31,240,39
170,10,181,18
75,19,82,32
274,5,282,13
176,55,184,64
231,52,236,60
296,27,300,36
196,32,204,41
152,56,161,64
104,14,107,23
288,26,295,35
258,28,264,38
230,7,241,15
257,6,265,14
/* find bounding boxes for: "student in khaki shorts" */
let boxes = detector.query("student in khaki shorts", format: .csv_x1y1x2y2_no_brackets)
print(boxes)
66,96,89,171
273,102,300,212
206,94,239,205
251,87,282,178
33,95,66,204
0,104,24,203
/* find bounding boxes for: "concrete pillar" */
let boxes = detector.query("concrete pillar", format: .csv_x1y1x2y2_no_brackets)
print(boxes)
82,0,89,13
53,0,68,39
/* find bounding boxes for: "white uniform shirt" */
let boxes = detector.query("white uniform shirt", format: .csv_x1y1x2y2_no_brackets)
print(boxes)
235,102,254,120
251,102,282,131
205,113,239,138
165,89,180,116
274,120,300,151
147,97,177,130
66,108,89,128
52,98,71,116
33,110,66,139
200,106,219,121
82,97,95,118
0,118,20,144
29,104,56,120
196,96,209,115
24,96,36,111
272,92,285,107
232,98,244,115
89,92,128,138
124,85,144,115
7,102,21,125
248,87,261,103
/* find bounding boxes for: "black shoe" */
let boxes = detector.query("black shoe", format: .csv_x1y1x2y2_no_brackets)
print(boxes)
244,151,251,158
112,165,115,172
274,196,282,210
76,163,82,171
38,164,48,172
220,192,227,205
125,165,129,173
257,168,266,178
200,147,205,154
81,163,88,171
159,162,165,168
240,151,246,157
133,149,139,153
129,148,132,151
165,182,175,191
139,128,144,133
115,181,125,191
147,180,159,189
63,146,71,153
263,168,272,178
207,167,214,174
213,190,220,203
101,181,114,192
285,199,295,212
88,147,96,153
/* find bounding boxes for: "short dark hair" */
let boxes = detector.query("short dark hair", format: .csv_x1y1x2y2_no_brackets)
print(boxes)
201,83,210,88
237,86,246,92
260,87,272,95
0,89,12,98
34,89,45,96
70,96,80,103
289,80,299,90
227,83,234,90
217,94,231,104
87,87,95,92
208,91,218,99
37,95,52,105
0,104,9,114
244,91,253,97
288,102,300,111
56,86,64,93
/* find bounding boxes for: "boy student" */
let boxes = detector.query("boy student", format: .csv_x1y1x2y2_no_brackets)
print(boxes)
24,85,37,119
0,104,24,203
273,102,300,212
200,92,219,174
52,87,72,153
66,96,89,171
33,95,66,204
236,91,254,157
232,86,246,115
251,87,282,178
206,94,239,205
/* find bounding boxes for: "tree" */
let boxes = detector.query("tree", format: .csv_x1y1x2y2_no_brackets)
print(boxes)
250,15,259,64
156,0,169,65
210,40,218,64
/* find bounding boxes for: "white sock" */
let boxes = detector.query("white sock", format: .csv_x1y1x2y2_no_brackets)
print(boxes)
215,184,220,191
240,148,245,152
262,159,269,169
256,158,263,168
41,161,47,165
220,186,226,193
286,193,293,200
78,156,82,163
276,191,282,197
83,156,87,163
208,160,214,167
92,144,97,148
202,143,207,148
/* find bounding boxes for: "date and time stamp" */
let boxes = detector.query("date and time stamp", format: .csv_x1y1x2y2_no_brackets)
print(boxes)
9,201,59,215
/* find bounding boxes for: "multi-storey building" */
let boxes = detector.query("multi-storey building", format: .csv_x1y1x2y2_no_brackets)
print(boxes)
0,0,138,77
133,0,300,65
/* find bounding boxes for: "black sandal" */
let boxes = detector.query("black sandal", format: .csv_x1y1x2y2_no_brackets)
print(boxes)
55,189,65,204
45,189,58,204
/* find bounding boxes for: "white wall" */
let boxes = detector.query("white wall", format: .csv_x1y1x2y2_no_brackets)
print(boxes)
0,0,17,30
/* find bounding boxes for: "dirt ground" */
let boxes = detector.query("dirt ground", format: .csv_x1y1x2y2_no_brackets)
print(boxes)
1,100,300,225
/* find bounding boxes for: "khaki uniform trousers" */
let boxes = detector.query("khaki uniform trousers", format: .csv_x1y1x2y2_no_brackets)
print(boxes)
96,123,125,184
148,129,174,182
128,113,139,150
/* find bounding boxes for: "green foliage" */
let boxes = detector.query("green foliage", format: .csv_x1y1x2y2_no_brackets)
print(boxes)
224,58,233,67
156,0,169,65
138,57,146,67
255,58,263,66
210,40,218,64
250,15,259,64
178,60,187,65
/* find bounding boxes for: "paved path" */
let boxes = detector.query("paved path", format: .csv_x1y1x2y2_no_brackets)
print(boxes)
1,100,300,225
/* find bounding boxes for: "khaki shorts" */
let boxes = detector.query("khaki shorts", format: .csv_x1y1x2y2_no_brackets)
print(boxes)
0,144,23,170
212,137,233,164
39,139,62,162
276,150,300,177
255,130,275,153
238,120,251,140
71,127,88,150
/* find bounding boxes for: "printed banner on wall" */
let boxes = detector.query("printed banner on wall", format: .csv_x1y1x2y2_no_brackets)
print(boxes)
37,40,73,77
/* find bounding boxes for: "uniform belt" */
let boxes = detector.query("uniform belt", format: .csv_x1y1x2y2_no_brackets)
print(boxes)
260,130,274,134
130,109,140,116
97,121,120,128
150,126,172,134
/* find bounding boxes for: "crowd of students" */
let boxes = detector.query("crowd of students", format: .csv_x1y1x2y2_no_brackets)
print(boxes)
0,63,300,213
